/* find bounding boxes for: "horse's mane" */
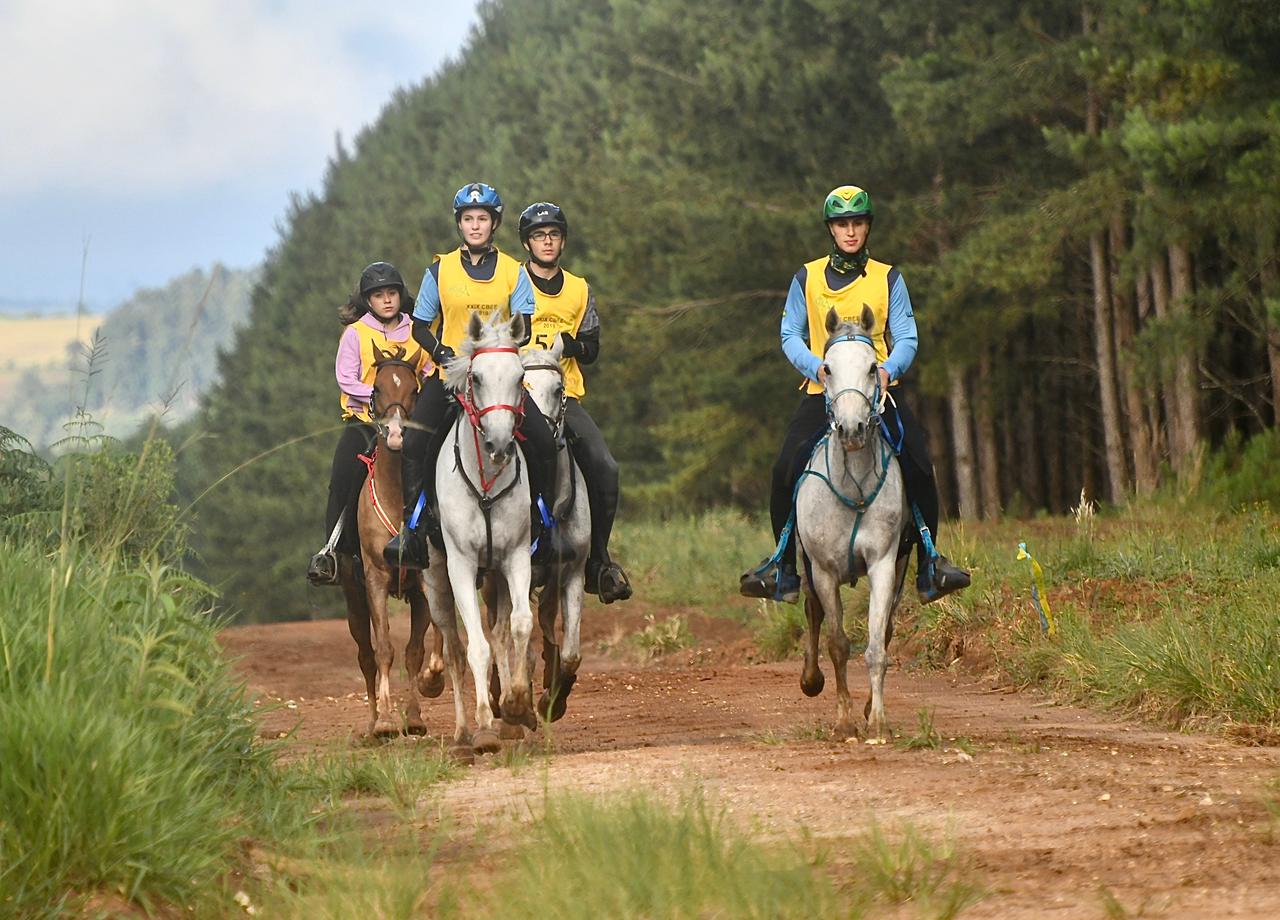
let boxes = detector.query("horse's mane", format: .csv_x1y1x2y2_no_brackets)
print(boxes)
443,316,519,392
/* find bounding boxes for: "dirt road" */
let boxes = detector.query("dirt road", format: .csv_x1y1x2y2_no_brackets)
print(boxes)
221,606,1280,919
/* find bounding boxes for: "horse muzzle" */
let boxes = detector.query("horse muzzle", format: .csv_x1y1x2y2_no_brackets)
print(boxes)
836,421,867,452
383,415,405,451
484,438,516,466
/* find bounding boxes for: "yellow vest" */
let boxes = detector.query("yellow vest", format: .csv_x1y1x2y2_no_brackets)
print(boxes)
435,248,525,352
340,321,430,421
526,268,590,399
800,256,892,395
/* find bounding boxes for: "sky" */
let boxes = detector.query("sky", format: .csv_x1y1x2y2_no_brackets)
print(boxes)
0,0,481,312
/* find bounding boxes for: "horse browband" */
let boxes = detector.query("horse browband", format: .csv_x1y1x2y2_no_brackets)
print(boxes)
823,332,874,356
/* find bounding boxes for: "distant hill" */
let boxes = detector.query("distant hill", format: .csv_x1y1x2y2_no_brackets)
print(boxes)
0,264,257,448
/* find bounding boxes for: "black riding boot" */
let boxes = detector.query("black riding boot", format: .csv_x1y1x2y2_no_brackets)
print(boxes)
383,452,429,569
520,397,562,569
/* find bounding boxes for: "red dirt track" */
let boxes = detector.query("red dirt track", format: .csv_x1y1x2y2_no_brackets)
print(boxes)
221,606,1280,919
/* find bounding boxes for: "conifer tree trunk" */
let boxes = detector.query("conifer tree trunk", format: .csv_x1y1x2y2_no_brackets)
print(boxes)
1111,215,1157,495
947,365,980,521
1167,242,1201,471
1089,230,1128,501
1134,268,1164,467
975,355,1001,518
1149,254,1181,469
1082,21,1127,502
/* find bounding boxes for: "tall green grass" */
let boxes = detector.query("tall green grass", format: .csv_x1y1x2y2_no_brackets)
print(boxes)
618,499,1280,738
448,788,983,919
0,543,280,915
613,507,769,611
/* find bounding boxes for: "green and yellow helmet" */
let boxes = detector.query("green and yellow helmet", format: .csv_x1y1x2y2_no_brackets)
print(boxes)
823,185,874,223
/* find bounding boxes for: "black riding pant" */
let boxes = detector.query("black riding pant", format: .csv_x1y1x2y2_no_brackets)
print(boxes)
769,387,940,568
402,372,558,518
564,398,620,562
324,419,377,553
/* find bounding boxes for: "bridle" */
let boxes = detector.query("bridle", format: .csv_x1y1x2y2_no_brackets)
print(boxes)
369,356,423,446
521,360,568,442
822,332,883,438
453,346,527,494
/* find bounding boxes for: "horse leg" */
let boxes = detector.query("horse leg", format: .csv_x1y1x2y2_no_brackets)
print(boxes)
480,575,504,718
864,554,899,741
425,557,471,752
403,583,430,735
341,557,378,736
363,565,400,738
800,553,826,697
812,565,856,740
537,571,563,721
500,552,538,732
447,559,500,754
491,577,525,740
548,566,583,722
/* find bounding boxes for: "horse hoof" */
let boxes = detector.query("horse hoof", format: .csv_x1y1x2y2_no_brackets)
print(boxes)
405,717,428,736
539,689,569,723
833,721,860,742
418,670,446,699
373,719,400,739
499,721,525,741
472,728,501,754
800,669,825,698
449,744,475,765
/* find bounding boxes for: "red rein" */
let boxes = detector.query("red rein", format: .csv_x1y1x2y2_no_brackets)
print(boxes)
454,346,526,493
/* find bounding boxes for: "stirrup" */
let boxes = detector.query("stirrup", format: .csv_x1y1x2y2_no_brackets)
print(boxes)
773,565,800,604
307,549,339,586
917,554,970,604
739,558,778,599
596,562,633,604
383,526,428,570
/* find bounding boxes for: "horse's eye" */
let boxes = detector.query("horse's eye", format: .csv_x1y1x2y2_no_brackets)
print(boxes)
869,363,877,377
472,374,482,388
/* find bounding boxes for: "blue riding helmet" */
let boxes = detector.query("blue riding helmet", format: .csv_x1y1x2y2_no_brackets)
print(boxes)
453,182,504,226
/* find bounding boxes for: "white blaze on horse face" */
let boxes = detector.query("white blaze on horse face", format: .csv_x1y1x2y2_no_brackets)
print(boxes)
826,339,878,452
472,350,522,459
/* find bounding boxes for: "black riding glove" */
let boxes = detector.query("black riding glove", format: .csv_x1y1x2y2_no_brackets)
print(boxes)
432,344,456,366
558,332,584,359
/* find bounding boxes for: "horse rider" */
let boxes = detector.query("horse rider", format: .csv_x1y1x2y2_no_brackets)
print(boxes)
381,181,561,571
307,262,429,584
739,185,971,604
518,201,634,604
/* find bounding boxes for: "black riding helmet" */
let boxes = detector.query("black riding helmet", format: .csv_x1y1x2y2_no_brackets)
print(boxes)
518,202,568,243
359,262,414,313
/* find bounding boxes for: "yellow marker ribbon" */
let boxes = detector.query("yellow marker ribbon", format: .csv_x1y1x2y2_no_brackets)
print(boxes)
1016,541,1056,637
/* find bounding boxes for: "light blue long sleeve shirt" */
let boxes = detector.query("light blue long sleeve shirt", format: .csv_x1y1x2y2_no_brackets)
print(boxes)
412,253,536,325
780,263,918,384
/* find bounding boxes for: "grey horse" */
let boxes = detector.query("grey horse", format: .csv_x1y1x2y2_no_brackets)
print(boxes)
421,311,537,757
519,337,591,723
795,305,910,741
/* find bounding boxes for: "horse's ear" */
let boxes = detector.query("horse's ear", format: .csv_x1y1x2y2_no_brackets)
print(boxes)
509,311,529,347
371,344,389,363
859,304,875,333
825,307,840,334
549,331,565,362
468,311,483,340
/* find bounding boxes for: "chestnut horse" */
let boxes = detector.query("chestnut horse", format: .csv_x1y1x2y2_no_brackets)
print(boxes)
339,344,446,738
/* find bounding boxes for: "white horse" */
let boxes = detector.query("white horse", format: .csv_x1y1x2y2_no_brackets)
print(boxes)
422,312,537,757
519,338,591,723
795,306,910,741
